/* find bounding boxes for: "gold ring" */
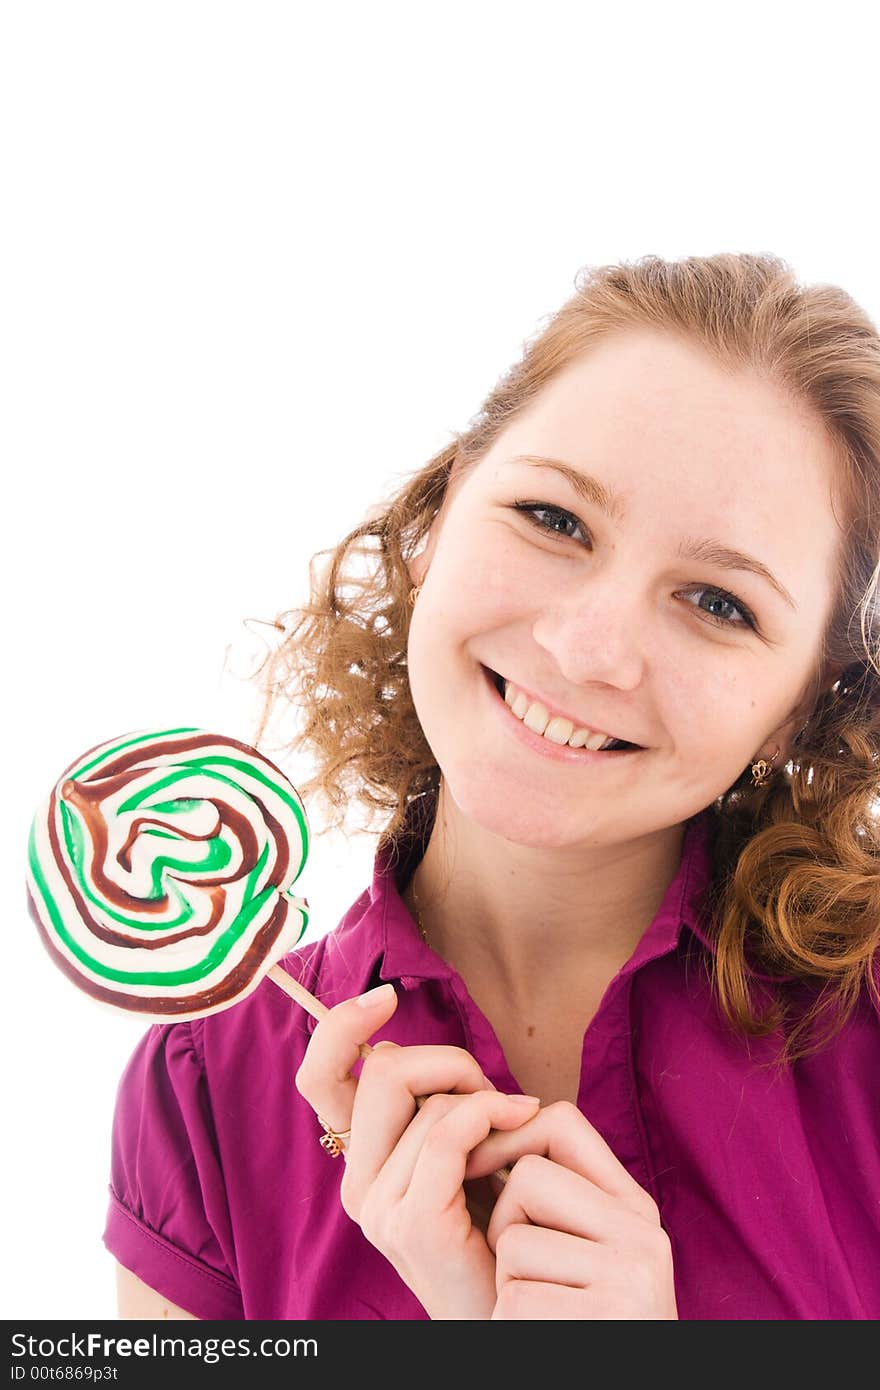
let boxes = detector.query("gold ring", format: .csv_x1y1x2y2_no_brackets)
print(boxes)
317,1114,352,1158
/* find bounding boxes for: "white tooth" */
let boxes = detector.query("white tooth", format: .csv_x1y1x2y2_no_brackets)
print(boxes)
544,715,575,744
502,680,619,750
523,702,550,735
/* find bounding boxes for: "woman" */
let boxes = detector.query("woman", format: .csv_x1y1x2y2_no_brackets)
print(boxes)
109,253,880,1319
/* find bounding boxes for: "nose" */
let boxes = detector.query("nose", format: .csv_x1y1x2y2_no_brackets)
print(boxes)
531,572,647,692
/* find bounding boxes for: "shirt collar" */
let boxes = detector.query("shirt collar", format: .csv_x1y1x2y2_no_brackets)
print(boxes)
353,791,722,990
316,792,453,1005
315,797,879,1020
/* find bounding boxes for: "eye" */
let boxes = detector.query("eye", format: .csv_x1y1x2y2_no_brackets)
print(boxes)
678,586,757,631
511,500,758,632
512,501,591,545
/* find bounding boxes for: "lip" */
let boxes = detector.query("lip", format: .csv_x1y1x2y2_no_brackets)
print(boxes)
480,665,645,766
485,666,641,747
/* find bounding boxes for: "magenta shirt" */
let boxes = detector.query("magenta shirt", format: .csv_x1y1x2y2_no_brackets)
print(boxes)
103,795,880,1319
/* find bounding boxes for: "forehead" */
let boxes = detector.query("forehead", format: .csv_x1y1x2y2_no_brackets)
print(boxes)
494,330,833,491
470,329,846,608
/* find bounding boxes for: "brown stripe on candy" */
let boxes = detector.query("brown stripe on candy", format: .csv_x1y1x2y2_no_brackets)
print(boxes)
68,728,295,896
65,776,261,904
86,731,287,787
91,728,297,888
116,805,259,886
46,784,227,950
63,778,194,917
49,740,291,950
26,882,296,1017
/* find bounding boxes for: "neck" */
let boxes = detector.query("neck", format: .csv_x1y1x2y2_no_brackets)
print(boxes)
403,781,687,1005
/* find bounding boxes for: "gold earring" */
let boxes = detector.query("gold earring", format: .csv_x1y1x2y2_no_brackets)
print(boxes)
408,585,422,606
750,747,780,788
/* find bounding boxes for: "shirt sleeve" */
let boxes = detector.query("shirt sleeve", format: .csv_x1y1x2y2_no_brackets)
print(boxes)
102,1019,244,1320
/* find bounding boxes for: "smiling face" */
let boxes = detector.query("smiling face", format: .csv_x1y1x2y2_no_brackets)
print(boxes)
406,329,846,848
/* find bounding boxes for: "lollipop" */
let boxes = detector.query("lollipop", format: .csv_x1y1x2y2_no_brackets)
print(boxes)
27,725,513,1183
26,726,328,1025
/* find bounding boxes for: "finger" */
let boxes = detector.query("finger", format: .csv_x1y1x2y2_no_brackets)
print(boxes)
492,1281,587,1320
343,1045,498,1208
494,1226,676,1321
494,1223,596,1292
372,1091,541,1210
463,1100,659,1222
486,1153,621,1250
294,982,399,1131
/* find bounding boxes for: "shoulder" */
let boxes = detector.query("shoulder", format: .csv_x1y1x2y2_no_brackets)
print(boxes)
110,919,365,1162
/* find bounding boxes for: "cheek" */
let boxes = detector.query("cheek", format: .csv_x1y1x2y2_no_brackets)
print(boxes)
438,525,535,623
661,658,755,751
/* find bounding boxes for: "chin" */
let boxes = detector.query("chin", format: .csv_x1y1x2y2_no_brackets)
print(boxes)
443,766,611,850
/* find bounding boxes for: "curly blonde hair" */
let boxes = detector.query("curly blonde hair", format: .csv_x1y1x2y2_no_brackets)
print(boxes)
250,252,880,1068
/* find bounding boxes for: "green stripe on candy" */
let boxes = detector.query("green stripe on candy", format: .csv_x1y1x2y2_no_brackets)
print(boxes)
59,797,231,931
69,733,308,886
67,728,201,784
57,755,308,934
118,755,310,882
27,820,304,986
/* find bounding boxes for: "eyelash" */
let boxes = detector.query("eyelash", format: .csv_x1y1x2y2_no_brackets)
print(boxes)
511,501,759,632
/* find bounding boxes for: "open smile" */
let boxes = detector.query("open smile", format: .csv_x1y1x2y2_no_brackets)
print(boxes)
480,665,646,767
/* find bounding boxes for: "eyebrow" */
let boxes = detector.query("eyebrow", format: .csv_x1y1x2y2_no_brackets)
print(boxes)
505,454,798,611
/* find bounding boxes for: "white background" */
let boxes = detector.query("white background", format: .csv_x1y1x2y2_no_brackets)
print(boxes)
3,0,878,1319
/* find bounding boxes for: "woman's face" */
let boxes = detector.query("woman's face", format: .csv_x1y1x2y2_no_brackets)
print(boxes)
407,329,845,848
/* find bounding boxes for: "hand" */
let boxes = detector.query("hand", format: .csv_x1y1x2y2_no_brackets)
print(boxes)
294,982,541,1319
464,1101,679,1319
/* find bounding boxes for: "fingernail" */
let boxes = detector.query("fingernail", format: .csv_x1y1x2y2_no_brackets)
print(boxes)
506,1093,541,1105
355,983,396,1008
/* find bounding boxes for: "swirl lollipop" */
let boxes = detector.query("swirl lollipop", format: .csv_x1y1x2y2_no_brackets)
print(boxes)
26,726,327,1024
27,725,514,1184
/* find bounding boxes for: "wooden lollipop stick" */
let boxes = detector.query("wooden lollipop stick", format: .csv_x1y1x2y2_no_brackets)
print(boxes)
268,963,372,1059
267,963,512,1184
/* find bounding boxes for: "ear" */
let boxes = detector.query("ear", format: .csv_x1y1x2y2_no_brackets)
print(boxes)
758,658,845,763
407,525,438,590
405,453,472,589
406,454,468,589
